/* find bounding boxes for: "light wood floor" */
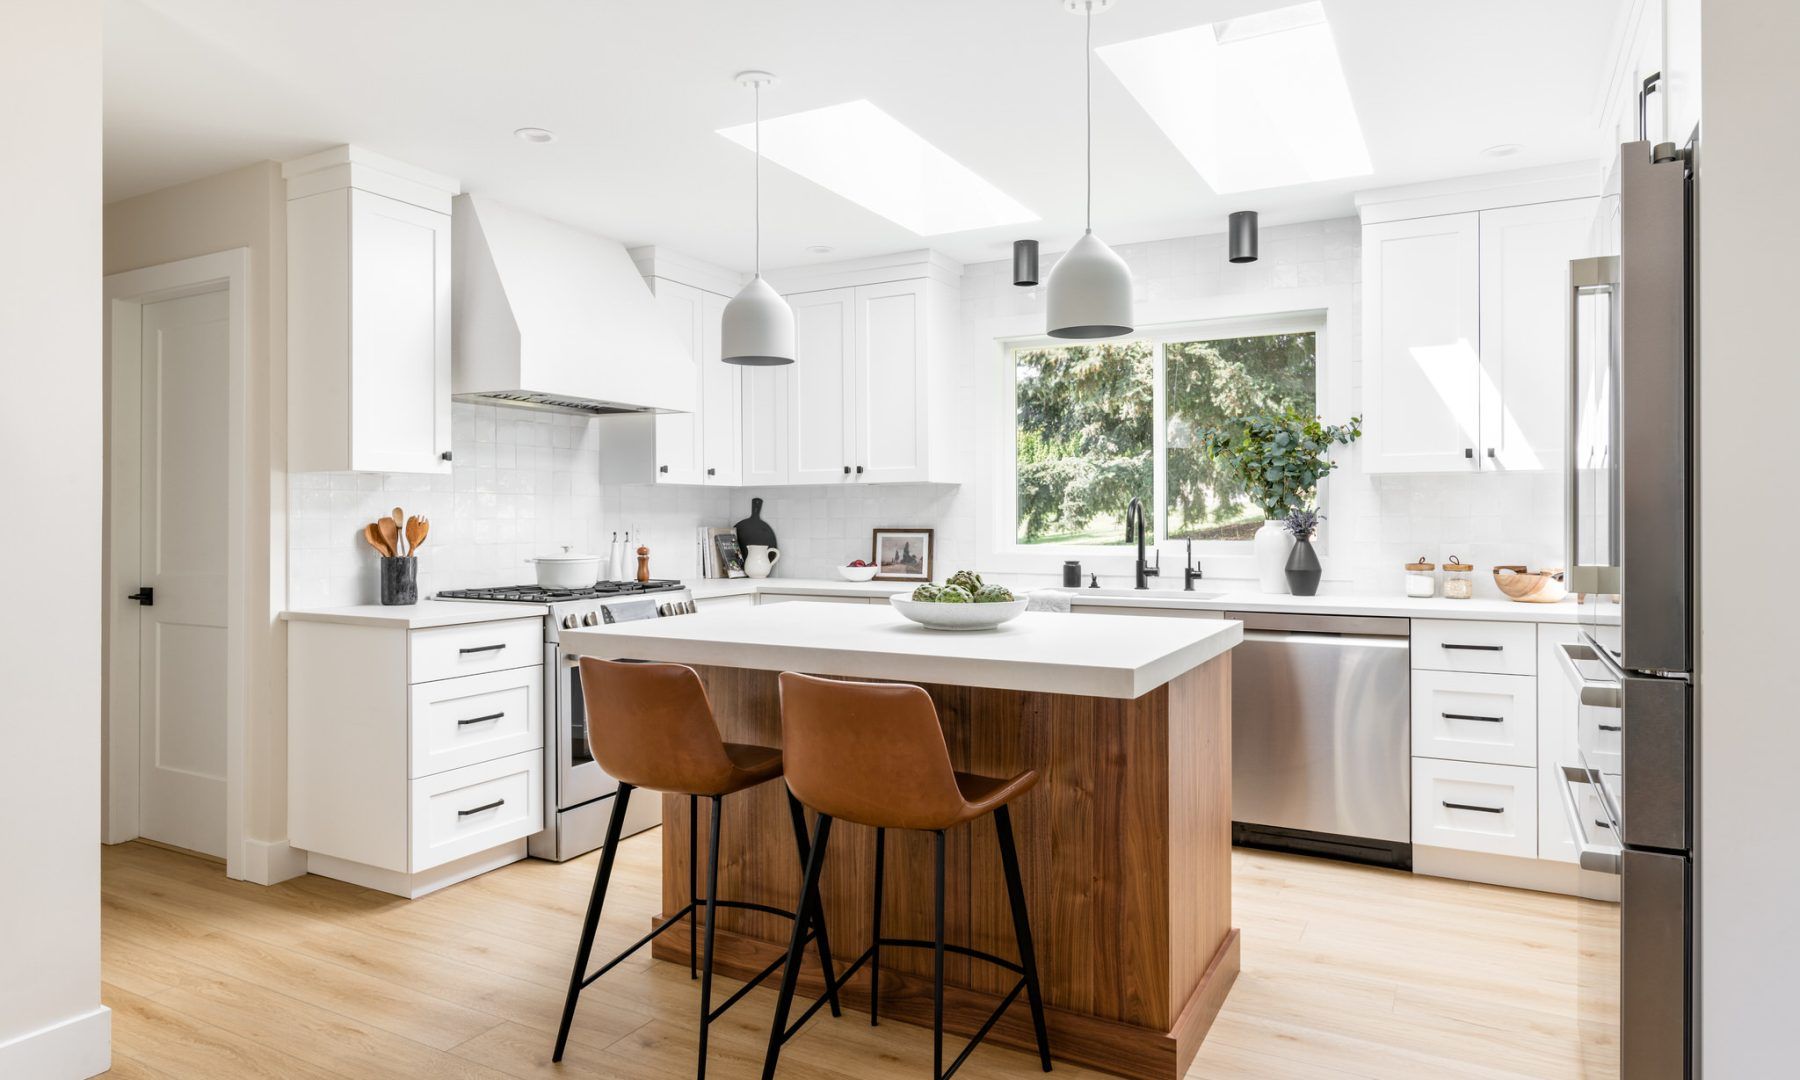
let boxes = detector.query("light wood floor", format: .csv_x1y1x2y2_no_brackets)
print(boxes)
100,835,1617,1079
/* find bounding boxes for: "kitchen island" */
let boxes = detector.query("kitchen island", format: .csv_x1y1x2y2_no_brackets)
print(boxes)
560,602,1241,1080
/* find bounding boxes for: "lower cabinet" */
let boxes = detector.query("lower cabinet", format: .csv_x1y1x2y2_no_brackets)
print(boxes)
289,615,545,898
1411,757,1540,859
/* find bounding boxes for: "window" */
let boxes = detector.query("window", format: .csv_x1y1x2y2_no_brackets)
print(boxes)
1012,326,1317,548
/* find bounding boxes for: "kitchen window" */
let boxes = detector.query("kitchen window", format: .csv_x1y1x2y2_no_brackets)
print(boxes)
1011,321,1319,549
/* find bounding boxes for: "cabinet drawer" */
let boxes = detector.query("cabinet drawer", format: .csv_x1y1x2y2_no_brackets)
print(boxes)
1412,758,1538,859
1411,670,1538,766
409,618,542,684
410,750,543,871
410,666,543,778
1411,619,1537,675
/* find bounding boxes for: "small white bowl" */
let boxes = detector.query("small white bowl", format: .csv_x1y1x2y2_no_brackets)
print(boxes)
836,564,880,581
888,594,1028,631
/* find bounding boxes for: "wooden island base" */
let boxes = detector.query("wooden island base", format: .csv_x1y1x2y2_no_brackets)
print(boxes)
649,657,1237,1080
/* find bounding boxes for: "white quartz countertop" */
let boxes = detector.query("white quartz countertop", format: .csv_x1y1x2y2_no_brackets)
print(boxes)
280,600,548,629
686,577,913,600
559,601,1242,699
1059,588,1584,623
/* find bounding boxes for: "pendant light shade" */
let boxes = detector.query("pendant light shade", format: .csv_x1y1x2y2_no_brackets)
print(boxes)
721,276,795,365
1047,0,1132,340
722,70,796,366
1229,210,1260,264
1012,239,1040,287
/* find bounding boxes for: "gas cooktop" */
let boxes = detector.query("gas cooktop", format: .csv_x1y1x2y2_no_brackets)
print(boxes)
437,581,684,604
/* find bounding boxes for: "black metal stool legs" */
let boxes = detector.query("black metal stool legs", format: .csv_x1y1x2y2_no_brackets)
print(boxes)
689,793,699,980
695,795,723,1078
786,791,843,1018
762,812,835,1080
869,826,886,1026
997,805,1051,1071
932,829,947,1080
553,783,633,1062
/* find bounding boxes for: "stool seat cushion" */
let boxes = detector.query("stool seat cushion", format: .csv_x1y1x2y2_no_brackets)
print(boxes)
722,742,785,791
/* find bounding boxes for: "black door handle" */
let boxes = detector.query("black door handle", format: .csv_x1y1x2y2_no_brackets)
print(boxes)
128,588,154,606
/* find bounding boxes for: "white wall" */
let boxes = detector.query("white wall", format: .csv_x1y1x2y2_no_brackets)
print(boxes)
0,1,110,1076
1697,3,1798,1074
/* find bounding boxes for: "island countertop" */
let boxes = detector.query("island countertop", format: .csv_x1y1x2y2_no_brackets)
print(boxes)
558,600,1241,699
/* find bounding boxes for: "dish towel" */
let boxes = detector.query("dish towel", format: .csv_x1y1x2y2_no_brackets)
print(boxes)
1025,590,1072,614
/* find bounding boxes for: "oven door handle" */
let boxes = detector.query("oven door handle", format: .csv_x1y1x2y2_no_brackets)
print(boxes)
1557,764,1622,875
1556,640,1623,709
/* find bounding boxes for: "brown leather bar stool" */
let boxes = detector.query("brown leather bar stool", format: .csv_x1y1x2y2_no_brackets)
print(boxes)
553,658,842,1077
762,672,1051,1080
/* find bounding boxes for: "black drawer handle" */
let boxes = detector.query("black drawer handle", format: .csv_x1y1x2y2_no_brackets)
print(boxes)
1596,818,1614,830
457,712,505,727
1442,712,1505,723
1442,643,1504,652
1598,723,1622,732
458,798,505,817
1443,800,1506,814
459,644,507,655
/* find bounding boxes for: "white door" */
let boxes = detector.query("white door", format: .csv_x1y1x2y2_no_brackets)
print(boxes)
787,288,856,484
1361,213,1482,473
698,290,741,485
650,278,704,484
1477,199,1597,472
852,280,929,484
136,289,230,858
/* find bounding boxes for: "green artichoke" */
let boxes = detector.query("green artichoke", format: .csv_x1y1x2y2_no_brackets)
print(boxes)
936,584,973,604
973,584,1015,604
910,583,944,602
946,569,983,593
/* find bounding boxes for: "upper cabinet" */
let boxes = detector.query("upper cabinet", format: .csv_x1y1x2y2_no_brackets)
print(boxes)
285,146,460,475
1360,190,1597,475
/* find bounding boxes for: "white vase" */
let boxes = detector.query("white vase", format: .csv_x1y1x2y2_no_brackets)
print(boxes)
1253,520,1293,594
743,544,780,579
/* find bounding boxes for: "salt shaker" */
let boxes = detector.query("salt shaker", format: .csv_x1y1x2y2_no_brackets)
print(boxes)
1404,557,1437,598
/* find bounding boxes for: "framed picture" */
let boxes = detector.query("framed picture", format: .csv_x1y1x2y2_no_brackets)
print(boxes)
872,528,934,581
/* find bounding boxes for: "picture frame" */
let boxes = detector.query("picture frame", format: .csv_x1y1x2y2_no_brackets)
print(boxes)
871,528,934,581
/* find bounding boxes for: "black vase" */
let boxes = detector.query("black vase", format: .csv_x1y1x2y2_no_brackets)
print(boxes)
1284,537,1321,597
380,556,418,606
735,497,777,551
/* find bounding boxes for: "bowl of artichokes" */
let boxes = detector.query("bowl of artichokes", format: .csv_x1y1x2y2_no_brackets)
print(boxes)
887,570,1027,630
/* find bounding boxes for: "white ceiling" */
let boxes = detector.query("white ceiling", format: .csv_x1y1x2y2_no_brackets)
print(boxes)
104,0,1626,270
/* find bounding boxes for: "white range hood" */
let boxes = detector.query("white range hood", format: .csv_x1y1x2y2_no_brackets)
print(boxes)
452,194,695,415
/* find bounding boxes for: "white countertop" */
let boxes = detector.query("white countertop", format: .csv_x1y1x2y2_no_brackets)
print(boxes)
559,601,1242,699
1058,588,1584,623
686,577,913,600
280,600,548,629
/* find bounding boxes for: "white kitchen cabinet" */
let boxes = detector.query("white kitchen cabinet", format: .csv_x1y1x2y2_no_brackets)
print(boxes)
740,363,791,485
699,291,740,485
788,288,858,484
852,279,930,484
285,147,459,475
598,279,741,485
1411,670,1538,768
1536,623,1584,864
651,279,705,484
1412,757,1540,860
1361,199,1596,475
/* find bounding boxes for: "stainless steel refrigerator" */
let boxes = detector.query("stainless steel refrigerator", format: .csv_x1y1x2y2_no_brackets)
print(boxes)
1559,137,1695,1080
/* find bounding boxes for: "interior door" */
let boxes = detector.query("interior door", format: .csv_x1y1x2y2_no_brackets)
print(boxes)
137,289,230,858
786,287,856,484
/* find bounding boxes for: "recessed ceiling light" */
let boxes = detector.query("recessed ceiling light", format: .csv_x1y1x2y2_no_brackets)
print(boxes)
514,127,557,144
1482,143,1524,158
718,99,1037,235
805,244,835,255
1097,1,1372,195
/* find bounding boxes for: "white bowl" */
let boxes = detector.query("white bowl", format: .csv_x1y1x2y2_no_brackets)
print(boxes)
888,594,1028,631
835,564,880,582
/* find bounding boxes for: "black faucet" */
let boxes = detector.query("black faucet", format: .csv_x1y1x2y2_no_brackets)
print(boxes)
1183,538,1205,591
1127,498,1158,590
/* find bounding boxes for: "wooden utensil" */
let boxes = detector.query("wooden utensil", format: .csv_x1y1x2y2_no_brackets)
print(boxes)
376,516,401,559
405,515,428,554
363,522,392,557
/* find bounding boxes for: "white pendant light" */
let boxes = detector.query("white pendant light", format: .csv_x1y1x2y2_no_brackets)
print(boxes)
1047,0,1134,340
722,71,796,366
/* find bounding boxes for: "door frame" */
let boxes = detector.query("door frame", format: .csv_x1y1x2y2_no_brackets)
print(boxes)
104,248,251,880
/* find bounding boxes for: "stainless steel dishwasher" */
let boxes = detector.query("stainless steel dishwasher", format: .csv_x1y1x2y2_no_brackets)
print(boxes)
1227,611,1412,868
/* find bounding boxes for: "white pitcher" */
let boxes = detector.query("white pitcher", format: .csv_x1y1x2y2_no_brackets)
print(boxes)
743,544,780,579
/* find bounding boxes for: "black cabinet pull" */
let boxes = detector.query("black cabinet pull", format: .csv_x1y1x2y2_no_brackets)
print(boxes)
1596,818,1614,830
706,467,716,476
457,798,505,817
457,712,504,727
1443,800,1506,814
855,464,864,474
1464,447,1474,459
1442,643,1504,652
1599,723,1622,732
843,465,851,474
459,643,506,655
440,450,453,462
658,464,669,474
1442,712,1504,723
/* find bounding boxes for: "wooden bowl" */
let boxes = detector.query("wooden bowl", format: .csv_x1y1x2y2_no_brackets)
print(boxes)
1492,565,1568,603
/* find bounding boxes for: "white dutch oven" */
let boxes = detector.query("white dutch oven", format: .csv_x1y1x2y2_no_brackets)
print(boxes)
526,546,601,588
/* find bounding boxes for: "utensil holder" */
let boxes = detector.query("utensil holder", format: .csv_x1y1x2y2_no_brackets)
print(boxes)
380,556,418,606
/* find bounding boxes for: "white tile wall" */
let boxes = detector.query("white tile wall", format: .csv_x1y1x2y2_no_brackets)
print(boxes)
288,217,1565,605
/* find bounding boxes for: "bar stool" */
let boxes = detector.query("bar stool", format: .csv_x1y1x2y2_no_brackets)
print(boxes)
762,672,1051,1080
552,657,842,1077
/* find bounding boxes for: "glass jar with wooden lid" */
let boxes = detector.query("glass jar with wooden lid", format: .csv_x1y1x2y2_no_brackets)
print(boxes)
1404,557,1437,598
1442,556,1475,599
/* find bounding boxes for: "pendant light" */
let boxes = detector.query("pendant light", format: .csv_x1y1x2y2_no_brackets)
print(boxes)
1046,0,1133,340
722,71,795,366
1229,210,1259,263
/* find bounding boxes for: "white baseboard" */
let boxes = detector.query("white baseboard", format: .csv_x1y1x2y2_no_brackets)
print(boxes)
1413,844,1622,901
0,1006,111,1079
239,837,309,885
306,839,526,898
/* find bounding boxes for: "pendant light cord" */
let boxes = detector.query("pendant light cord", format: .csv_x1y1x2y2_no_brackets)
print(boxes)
1085,4,1092,232
754,80,762,279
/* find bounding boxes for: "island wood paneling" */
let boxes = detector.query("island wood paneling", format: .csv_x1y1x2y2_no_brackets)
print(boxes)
652,656,1238,1079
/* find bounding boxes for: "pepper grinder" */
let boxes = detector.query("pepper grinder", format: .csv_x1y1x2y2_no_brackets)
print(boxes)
636,543,650,582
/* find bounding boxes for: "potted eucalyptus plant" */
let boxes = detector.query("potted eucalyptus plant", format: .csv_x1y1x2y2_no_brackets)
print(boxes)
1198,408,1361,593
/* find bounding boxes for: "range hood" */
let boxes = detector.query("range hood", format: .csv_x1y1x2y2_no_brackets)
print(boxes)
452,194,694,416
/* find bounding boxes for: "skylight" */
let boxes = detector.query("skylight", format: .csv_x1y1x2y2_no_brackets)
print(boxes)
717,100,1037,236
1097,1,1372,194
